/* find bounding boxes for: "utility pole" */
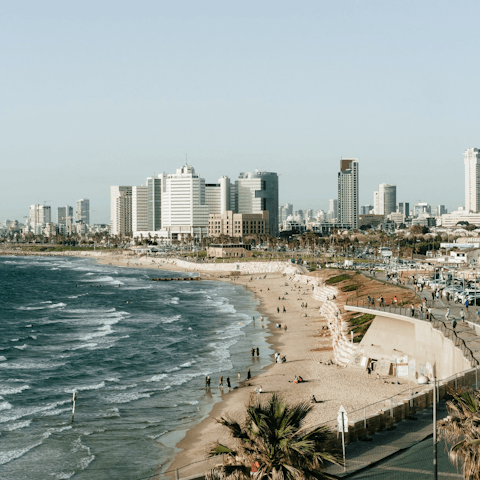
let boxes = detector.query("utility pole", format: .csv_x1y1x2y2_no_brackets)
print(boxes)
433,366,438,480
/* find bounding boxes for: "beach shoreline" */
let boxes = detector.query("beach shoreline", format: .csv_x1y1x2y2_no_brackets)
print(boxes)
1,249,412,479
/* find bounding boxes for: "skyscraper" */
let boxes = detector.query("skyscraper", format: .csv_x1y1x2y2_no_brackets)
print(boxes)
465,148,480,213
327,199,338,220
147,176,164,231
337,159,359,228
57,205,73,225
132,186,148,233
76,199,90,224
29,204,51,228
205,176,230,215
110,186,132,236
232,170,279,236
378,184,396,217
398,202,410,218
161,164,209,239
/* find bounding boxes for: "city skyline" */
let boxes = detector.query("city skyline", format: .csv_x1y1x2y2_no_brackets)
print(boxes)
2,1,480,222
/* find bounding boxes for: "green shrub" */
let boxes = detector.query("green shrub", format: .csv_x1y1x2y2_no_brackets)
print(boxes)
341,285,358,292
326,274,350,285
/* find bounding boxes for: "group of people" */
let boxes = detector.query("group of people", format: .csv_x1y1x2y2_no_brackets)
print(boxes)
275,352,286,363
276,306,287,313
206,368,252,390
251,347,260,357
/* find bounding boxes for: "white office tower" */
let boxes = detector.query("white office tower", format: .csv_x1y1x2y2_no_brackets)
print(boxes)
110,186,132,236
205,176,230,215
132,186,148,232
465,148,480,213
327,199,338,220
375,184,396,217
232,170,279,236
57,206,73,225
76,199,90,224
29,205,52,234
373,191,380,214
147,176,164,231
161,165,209,239
337,158,359,228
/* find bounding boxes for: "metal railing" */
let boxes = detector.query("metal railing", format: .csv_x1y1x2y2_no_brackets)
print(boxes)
345,298,479,366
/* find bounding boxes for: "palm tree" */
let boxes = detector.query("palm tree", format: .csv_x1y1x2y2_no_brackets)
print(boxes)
206,394,340,479
437,387,480,480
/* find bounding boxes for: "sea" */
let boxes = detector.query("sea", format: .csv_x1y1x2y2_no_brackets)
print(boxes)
0,255,272,479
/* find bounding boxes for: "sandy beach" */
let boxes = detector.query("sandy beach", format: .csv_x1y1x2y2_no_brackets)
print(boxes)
87,253,408,478
1,250,409,478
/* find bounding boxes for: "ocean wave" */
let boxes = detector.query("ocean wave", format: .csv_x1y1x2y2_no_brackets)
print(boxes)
0,438,45,465
0,360,66,370
180,360,196,368
3,419,32,431
161,314,181,324
53,471,75,479
105,391,152,404
0,356,6,361
17,302,66,311
14,344,27,350
170,297,180,305
147,431,168,440
110,383,137,390
0,385,30,395
145,374,167,383
65,381,105,393
82,275,123,285
0,401,12,411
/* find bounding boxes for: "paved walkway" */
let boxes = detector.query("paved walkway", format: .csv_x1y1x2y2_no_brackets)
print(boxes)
327,402,462,479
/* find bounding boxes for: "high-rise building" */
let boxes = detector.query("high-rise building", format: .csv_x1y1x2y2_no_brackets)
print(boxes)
361,205,373,215
110,186,132,236
465,148,480,213
205,176,230,215
132,186,148,233
413,202,431,216
57,206,73,225
433,205,447,216
29,205,52,232
76,199,90,224
398,202,410,218
232,170,279,236
373,191,380,215
337,158,359,228
378,184,396,217
161,164,210,239
327,199,338,220
147,176,164,231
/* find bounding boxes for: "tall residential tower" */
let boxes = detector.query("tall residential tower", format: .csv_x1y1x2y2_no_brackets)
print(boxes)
465,148,480,213
337,158,359,229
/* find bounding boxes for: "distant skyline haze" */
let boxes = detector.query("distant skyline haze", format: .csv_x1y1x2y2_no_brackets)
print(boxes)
1,0,478,223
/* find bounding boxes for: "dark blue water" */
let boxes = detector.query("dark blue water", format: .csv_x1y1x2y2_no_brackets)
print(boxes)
0,256,271,479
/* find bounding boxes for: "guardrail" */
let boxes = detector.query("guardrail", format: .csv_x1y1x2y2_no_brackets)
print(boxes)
345,298,479,367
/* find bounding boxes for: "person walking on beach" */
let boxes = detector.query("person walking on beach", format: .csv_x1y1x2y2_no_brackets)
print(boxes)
256,347,259,356
461,309,466,322
283,306,286,313
284,324,287,332
247,368,251,380
251,347,255,357
277,307,280,313
219,376,223,387
205,376,209,388
238,372,241,381
452,318,457,331
226,377,231,388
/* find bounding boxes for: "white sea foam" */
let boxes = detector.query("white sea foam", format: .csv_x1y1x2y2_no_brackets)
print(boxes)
0,385,30,395
65,381,105,393
17,302,66,311
0,356,6,361
180,360,196,368
162,314,181,324
29,335,37,339
3,419,32,431
145,374,167,383
53,472,75,479
0,401,12,411
106,391,152,404
0,360,66,370
110,383,137,390
170,297,180,305
0,431,51,464
78,455,95,470
148,431,168,440
14,344,27,350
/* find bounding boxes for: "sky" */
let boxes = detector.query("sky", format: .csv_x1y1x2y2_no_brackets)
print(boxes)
1,0,479,223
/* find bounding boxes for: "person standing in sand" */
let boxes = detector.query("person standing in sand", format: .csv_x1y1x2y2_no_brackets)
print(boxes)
247,368,251,380
251,348,255,357
237,372,241,381
226,377,231,388
219,376,223,387
256,347,259,356
284,325,287,332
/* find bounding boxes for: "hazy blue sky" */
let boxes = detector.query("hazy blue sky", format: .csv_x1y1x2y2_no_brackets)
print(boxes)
1,1,479,223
